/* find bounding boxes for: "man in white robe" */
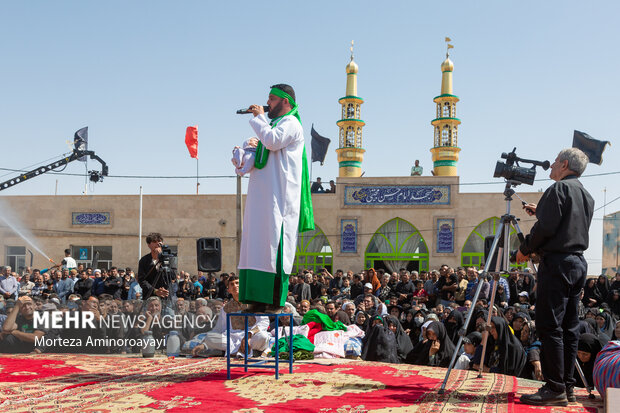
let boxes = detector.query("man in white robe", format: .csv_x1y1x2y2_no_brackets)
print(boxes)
238,84,314,312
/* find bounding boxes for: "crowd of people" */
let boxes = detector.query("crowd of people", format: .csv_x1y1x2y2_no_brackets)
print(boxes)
1,260,619,394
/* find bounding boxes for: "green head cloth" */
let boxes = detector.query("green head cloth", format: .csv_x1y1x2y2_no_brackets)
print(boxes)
269,87,301,125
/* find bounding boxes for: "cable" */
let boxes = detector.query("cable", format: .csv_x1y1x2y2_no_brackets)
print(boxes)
0,167,241,179
1,167,619,183
0,216,541,240
594,194,620,213
0,152,72,178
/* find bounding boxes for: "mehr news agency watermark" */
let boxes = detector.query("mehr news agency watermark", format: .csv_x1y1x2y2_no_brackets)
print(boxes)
32,311,216,350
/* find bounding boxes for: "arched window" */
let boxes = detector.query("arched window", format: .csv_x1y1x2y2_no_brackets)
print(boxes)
452,103,456,117
346,127,355,147
365,218,429,273
347,103,355,118
442,126,450,146
293,226,333,275
339,128,345,146
341,105,346,119
436,104,441,118
443,102,450,117
452,127,458,146
461,217,523,268
435,127,440,146
355,105,360,119
356,127,362,147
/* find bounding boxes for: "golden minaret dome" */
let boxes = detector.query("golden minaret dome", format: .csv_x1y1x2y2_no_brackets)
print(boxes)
346,59,358,74
336,40,365,178
441,57,454,72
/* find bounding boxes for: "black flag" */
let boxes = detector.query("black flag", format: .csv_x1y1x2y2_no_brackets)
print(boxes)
572,130,610,165
311,124,331,165
74,126,88,162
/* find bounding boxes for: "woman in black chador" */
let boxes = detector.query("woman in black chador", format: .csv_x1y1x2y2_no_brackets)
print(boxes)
408,321,455,368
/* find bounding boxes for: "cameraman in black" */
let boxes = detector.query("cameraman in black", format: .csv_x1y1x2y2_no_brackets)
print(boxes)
516,148,594,407
138,233,175,300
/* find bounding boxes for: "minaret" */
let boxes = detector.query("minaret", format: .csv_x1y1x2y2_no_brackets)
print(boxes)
430,38,461,176
336,41,365,178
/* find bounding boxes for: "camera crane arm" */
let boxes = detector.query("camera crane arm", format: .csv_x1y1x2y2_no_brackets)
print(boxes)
0,149,109,192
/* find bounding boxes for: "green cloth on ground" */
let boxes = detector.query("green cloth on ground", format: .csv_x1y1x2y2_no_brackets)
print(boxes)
271,334,315,358
302,309,348,331
278,349,314,360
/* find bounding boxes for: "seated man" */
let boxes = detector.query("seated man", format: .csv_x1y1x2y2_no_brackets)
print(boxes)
192,275,269,357
0,296,45,353
140,296,174,349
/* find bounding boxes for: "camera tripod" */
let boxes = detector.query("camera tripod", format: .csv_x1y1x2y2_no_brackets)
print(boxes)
438,181,534,393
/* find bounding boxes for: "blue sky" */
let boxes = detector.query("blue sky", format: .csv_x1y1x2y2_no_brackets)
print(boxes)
0,1,618,273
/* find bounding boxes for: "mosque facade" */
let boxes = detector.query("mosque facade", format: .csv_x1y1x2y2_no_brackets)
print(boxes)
1,43,543,275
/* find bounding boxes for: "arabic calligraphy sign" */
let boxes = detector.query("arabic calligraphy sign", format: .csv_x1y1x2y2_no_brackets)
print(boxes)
344,185,450,206
72,212,111,225
436,218,455,253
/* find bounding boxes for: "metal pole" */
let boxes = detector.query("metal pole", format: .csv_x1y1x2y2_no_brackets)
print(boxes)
196,158,199,195
575,358,594,397
438,220,504,393
138,186,143,262
84,160,88,195
478,202,513,377
236,176,243,265
478,245,502,377
226,314,231,379
438,182,519,393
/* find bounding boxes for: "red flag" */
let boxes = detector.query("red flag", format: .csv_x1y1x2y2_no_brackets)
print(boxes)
185,126,198,159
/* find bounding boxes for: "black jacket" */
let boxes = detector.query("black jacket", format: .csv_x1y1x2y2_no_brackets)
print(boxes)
138,253,175,299
73,278,93,300
520,175,594,256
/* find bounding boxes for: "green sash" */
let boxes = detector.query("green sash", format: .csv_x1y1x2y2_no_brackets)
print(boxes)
253,88,314,233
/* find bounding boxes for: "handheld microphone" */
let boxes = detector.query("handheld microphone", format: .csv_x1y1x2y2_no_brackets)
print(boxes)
236,105,269,114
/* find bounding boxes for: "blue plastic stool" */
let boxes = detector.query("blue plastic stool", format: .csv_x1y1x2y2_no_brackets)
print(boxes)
226,312,294,380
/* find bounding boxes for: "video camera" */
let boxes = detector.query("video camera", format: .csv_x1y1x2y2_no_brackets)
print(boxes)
158,244,178,272
493,148,550,186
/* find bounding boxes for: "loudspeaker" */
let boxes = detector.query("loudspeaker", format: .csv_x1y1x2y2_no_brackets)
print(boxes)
196,238,222,272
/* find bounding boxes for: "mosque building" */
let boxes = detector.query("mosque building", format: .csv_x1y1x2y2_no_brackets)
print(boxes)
0,41,542,275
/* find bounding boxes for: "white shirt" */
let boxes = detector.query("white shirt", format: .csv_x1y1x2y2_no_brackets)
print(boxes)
63,256,77,270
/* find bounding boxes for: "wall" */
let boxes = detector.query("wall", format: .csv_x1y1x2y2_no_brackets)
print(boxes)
0,176,542,273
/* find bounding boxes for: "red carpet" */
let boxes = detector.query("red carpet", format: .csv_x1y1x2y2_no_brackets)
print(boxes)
0,354,603,412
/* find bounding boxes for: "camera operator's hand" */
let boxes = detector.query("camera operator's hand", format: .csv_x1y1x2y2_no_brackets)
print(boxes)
249,104,265,117
522,203,536,216
516,250,529,264
154,287,169,298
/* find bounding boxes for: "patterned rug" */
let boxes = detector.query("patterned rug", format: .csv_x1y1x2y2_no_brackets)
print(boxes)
0,355,603,412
